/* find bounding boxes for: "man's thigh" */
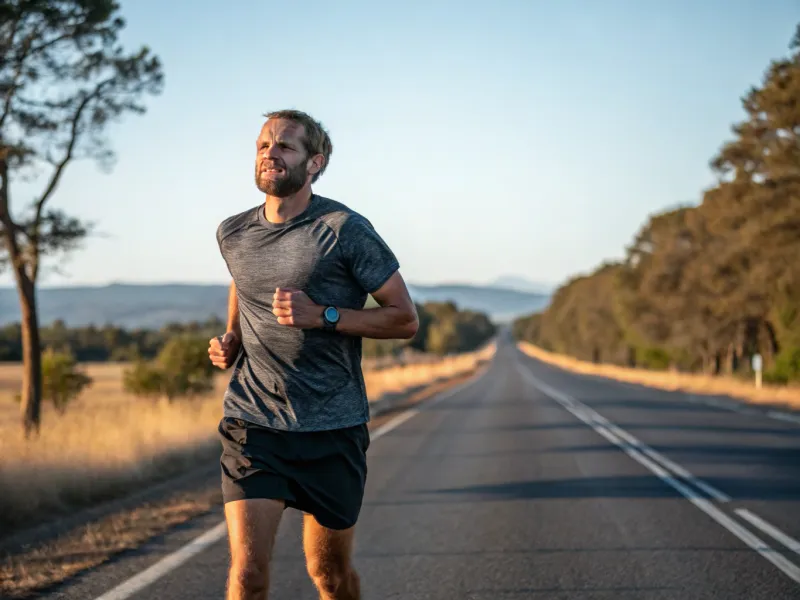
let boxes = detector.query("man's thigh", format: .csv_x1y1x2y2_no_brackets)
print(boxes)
302,512,357,571
225,498,285,565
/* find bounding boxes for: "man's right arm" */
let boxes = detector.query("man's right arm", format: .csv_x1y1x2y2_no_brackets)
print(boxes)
227,280,242,340
208,280,242,369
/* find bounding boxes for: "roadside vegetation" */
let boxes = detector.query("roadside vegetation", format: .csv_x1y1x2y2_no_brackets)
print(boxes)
0,300,495,538
514,25,800,391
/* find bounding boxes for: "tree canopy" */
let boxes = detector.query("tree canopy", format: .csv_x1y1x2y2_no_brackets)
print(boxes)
0,0,163,434
514,24,800,384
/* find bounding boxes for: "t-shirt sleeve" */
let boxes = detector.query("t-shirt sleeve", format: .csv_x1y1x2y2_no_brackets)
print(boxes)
339,215,400,294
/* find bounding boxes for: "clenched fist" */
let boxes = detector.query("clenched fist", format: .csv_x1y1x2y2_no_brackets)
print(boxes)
208,331,241,369
272,287,322,329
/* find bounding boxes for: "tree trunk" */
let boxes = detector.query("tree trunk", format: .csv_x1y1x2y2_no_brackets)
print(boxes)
701,351,714,375
725,342,735,375
18,276,42,438
0,157,42,437
760,319,778,369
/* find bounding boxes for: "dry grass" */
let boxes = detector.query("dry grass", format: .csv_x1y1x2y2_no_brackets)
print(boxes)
518,341,800,410
0,343,496,538
363,343,495,399
0,487,221,599
0,345,496,598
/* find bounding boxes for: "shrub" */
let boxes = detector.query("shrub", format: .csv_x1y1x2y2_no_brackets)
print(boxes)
123,334,214,401
637,346,672,370
122,359,165,400
763,347,800,385
41,348,93,414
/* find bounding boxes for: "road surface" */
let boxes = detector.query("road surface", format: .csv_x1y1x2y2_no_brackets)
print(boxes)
42,338,800,599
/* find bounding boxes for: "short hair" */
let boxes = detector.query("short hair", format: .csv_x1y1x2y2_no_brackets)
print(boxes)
263,109,333,183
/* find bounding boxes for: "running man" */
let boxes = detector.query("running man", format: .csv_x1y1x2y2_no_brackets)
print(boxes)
209,109,418,600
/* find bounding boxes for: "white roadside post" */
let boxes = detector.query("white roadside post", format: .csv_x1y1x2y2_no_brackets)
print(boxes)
752,353,763,389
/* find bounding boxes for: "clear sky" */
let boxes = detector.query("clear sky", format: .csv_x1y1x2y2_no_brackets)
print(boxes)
9,0,798,289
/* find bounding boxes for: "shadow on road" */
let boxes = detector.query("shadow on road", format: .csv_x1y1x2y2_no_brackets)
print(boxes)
550,443,800,468
350,546,742,558
415,475,681,500
463,585,682,596
413,470,800,501
622,423,800,438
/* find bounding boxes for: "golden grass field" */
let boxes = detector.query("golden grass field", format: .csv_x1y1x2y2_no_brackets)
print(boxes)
518,341,800,410
0,343,496,537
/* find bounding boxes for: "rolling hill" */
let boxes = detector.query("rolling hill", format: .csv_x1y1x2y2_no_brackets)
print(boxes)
0,282,550,329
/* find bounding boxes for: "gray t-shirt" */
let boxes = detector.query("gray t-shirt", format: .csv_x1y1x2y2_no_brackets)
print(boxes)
216,194,400,432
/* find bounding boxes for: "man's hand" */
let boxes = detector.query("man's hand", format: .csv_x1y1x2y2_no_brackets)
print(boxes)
208,331,241,369
272,287,323,329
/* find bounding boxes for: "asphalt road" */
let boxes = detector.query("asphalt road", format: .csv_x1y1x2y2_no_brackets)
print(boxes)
40,338,800,599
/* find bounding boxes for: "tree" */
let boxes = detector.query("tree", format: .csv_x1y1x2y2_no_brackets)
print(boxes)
123,334,215,402
513,24,800,379
41,346,91,414
425,317,461,355
122,357,164,400
0,1,164,435
424,308,496,355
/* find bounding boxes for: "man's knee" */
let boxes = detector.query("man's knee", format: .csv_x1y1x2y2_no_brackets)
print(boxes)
306,556,357,596
230,559,269,595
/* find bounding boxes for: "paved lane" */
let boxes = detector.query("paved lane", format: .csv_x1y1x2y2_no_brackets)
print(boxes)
43,340,800,599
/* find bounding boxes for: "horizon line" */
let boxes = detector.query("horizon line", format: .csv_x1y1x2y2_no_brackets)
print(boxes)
0,279,555,292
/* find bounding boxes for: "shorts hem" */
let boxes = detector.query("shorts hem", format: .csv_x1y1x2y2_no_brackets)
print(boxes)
221,487,296,506
310,515,359,531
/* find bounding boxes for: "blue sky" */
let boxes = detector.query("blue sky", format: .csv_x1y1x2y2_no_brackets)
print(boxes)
10,0,797,289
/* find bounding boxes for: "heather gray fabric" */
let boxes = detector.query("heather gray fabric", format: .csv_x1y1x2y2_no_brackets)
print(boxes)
216,194,400,432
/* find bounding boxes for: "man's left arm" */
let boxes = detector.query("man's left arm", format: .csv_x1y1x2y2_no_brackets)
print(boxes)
333,271,418,339
272,214,418,340
272,271,419,340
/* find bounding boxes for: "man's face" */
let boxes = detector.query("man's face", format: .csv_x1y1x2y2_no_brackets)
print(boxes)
254,119,313,197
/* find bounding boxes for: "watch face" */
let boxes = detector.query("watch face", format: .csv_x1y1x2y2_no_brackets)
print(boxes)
324,306,340,323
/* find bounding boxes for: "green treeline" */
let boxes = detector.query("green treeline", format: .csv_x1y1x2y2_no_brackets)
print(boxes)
514,25,800,385
0,301,494,363
364,300,496,358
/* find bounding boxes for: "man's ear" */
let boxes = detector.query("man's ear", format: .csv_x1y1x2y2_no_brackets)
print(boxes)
307,153,325,177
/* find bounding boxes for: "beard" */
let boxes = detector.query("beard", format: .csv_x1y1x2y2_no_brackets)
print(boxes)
255,159,308,197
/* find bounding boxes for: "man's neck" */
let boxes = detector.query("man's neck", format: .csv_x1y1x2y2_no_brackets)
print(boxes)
264,188,313,224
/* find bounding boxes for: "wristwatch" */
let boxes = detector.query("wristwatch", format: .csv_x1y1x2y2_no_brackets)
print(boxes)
322,306,340,331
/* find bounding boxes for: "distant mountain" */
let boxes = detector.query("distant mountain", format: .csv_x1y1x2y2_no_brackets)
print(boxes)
0,281,550,329
0,284,231,330
408,283,550,323
489,275,554,295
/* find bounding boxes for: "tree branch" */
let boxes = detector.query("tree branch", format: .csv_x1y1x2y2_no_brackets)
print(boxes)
28,80,108,280
0,10,24,65
28,30,78,56
0,20,42,133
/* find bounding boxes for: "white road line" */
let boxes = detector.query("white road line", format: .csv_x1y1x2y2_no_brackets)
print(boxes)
93,522,228,600
767,411,800,425
518,365,800,586
532,351,799,426
91,367,488,600
600,420,731,503
736,509,800,556
369,408,420,438
522,372,730,501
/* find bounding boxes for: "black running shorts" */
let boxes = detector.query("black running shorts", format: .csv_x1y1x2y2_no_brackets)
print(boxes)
217,416,370,530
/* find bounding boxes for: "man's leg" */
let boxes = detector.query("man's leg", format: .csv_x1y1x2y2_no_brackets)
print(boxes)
225,498,285,600
303,513,361,600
